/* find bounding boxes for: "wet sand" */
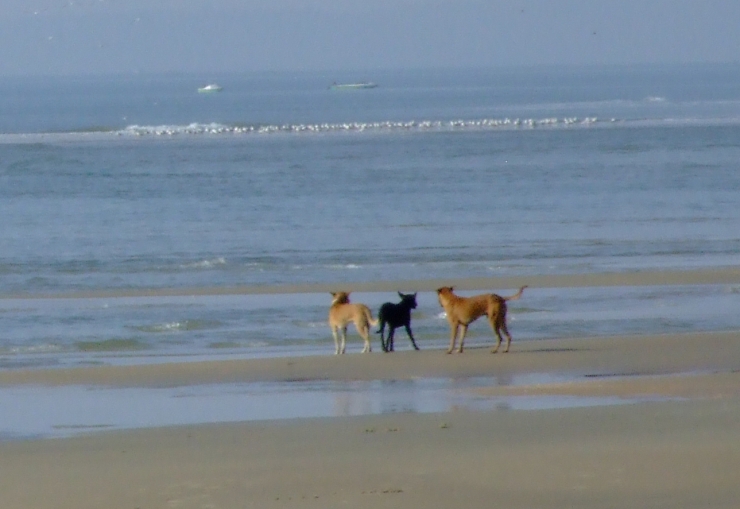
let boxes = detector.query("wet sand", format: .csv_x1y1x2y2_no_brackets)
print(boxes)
1,330,740,389
2,335,739,509
2,269,740,508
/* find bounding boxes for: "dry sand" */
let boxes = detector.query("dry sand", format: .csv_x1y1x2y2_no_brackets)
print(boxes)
2,269,740,508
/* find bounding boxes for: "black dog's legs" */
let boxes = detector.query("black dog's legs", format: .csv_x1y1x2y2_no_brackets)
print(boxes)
387,328,396,352
405,325,420,350
378,322,388,352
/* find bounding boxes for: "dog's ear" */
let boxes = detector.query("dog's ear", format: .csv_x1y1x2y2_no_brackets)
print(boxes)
398,291,404,298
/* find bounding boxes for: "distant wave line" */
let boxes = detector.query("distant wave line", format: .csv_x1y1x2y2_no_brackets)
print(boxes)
2,116,740,142
114,117,605,137
111,116,740,137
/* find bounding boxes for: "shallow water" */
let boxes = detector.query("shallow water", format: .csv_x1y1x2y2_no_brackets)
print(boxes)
2,284,739,370
2,64,740,368
0,374,658,441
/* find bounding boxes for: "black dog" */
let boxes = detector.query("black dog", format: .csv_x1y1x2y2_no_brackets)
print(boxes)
377,292,419,352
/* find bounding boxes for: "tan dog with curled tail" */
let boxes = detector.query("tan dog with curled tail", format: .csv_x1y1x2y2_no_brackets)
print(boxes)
436,286,527,354
328,292,379,355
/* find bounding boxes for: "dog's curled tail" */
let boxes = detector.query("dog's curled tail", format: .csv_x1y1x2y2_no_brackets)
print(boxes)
504,285,528,301
363,306,379,327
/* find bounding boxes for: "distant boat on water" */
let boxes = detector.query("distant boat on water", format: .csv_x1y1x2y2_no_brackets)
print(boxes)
329,82,378,90
198,84,223,93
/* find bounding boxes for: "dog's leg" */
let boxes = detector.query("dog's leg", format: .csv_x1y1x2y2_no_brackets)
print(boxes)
359,324,371,353
457,324,469,353
490,324,503,353
501,321,513,353
405,324,420,350
356,321,369,353
489,312,509,353
340,326,348,354
387,327,395,352
447,323,458,354
378,321,388,352
332,326,340,355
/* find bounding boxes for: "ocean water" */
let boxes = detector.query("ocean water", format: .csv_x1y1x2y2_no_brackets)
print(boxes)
2,64,740,369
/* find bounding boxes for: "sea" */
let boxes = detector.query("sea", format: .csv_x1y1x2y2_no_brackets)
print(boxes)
2,63,740,373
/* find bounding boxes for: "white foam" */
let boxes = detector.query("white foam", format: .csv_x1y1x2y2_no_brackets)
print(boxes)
8,343,63,354
180,257,227,270
113,116,613,138
151,322,184,332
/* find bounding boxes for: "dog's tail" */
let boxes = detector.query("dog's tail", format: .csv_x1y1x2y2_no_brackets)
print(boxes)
375,310,384,334
364,306,379,327
503,285,528,301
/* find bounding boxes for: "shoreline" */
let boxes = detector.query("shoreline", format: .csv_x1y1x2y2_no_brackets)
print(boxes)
2,269,740,507
3,265,740,300
2,330,739,389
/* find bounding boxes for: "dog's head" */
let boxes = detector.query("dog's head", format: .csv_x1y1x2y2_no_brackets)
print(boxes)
331,292,351,305
398,292,418,309
436,287,455,306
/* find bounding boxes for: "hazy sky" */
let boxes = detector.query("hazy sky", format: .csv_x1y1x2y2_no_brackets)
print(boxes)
2,0,739,76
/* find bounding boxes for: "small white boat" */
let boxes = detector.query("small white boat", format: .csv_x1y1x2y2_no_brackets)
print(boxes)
198,84,223,93
329,82,378,90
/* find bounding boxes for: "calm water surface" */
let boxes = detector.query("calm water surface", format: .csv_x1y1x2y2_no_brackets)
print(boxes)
1,64,740,368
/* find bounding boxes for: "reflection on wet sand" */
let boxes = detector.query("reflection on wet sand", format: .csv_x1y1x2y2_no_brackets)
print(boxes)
0,374,654,440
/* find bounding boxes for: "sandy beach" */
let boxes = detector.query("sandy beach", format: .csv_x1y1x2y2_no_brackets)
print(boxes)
2,270,740,509
5,56,740,509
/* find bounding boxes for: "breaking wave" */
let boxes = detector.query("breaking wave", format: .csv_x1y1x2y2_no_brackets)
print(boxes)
116,117,604,137
4,116,740,142
133,320,223,333
179,257,227,270
106,115,740,137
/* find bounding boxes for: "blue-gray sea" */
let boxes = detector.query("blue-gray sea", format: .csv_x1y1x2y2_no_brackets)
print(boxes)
2,64,740,371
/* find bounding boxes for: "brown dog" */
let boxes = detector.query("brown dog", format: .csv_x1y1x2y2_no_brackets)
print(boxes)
436,286,527,354
328,292,379,354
